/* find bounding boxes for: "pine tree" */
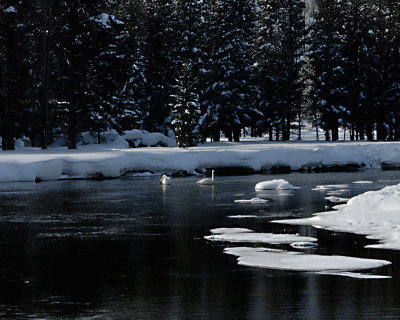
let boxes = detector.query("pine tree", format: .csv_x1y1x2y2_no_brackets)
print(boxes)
253,0,306,141
0,2,39,150
310,0,347,141
171,62,201,147
51,0,129,148
203,0,255,142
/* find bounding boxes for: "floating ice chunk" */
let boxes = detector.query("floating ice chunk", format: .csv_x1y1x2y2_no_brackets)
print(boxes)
234,198,269,204
255,179,299,190
224,247,391,272
326,190,348,196
313,184,349,191
205,228,317,244
352,181,373,184
324,196,349,203
316,271,391,279
210,228,253,234
290,242,318,249
228,215,259,219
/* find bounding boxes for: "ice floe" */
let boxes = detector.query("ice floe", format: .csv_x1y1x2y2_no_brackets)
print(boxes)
326,190,349,196
255,179,299,190
352,181,373,184
316,271,391,279
234,198,269,204
275,183,400,250
210,228,253,234
205,228,317,244
224,247,391,273
290,242,319,249
312,184,350,191
324,196,350,203
227,215,260,219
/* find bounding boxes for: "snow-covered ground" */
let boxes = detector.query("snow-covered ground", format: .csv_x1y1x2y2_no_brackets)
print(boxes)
275,183,400,250
2,139,400,182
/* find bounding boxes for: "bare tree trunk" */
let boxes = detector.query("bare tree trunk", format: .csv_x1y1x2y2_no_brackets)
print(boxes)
41,0,50,149
68,103,77,149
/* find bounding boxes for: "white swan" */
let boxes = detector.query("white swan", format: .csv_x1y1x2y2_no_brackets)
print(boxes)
197,170,215,185
160,174,171,185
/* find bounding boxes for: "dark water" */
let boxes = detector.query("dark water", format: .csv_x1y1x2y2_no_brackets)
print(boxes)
1,171,400,319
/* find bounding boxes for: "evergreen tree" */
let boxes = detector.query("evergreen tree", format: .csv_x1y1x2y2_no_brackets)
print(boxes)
310,0,347,141
253,0,306,140
204,0,255,142
51,0,128,148
0,2,39,150
171,62,201,147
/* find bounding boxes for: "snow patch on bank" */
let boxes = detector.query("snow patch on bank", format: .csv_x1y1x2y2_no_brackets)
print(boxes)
275,183,400,250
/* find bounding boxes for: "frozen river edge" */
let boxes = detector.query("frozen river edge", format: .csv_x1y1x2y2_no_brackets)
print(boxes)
2,140,400,182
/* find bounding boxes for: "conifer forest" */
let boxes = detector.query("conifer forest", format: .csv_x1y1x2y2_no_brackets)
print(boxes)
0,0,399,149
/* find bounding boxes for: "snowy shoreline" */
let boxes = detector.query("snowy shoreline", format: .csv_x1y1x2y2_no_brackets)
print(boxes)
1,140,400,182
274,183,400,251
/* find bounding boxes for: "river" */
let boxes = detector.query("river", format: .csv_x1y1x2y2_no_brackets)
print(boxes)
0,170,400,319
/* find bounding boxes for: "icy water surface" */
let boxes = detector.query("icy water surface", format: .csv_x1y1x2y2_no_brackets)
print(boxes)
1,171,400,319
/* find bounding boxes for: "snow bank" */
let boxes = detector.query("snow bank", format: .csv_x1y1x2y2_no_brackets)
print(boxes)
224,247,391,273
4,6,17,13
123,129,176,147
275,183,400,250
205,228,317,244
78,130,129,148
2,140,400,182
255,179,299,190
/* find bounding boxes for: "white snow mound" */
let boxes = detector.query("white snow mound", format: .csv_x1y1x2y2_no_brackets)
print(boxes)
123,129,176,147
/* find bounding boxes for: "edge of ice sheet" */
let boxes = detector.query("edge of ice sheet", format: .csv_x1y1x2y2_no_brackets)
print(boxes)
224,247,391,273
274,183,400,250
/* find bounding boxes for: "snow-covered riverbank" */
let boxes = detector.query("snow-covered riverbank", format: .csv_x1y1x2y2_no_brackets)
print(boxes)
275,183,400,251
2,140,400,182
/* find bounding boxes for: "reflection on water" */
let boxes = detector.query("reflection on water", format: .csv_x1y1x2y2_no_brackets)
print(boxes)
0,171,400,319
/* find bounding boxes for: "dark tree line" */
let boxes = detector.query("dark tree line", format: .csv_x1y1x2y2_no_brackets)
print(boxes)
0,0,399,150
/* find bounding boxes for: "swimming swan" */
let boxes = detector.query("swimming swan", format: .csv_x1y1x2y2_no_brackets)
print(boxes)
160,174,172,185
197,170,215,185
